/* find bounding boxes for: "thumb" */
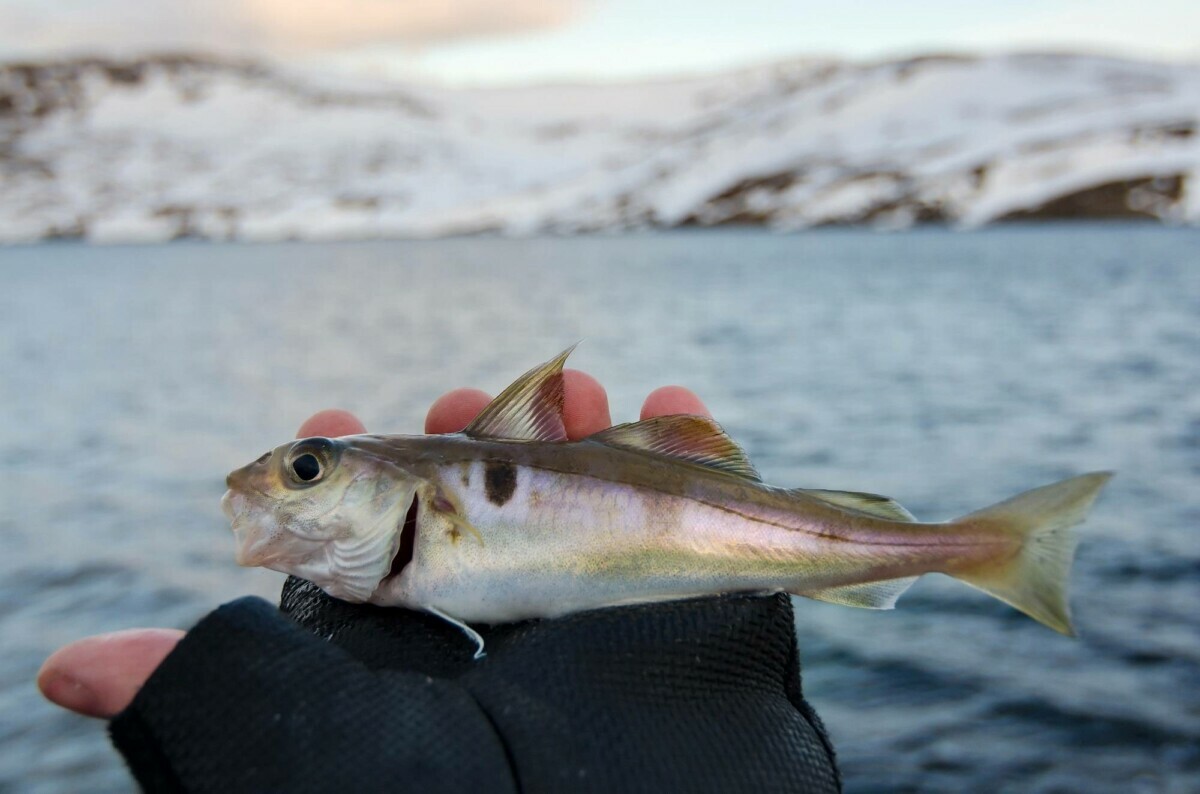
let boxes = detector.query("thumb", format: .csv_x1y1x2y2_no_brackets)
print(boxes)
38,629,185,719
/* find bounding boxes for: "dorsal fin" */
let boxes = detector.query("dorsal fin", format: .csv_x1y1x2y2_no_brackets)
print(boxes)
588,415,761,481
796,488,917,522
463,346,576,442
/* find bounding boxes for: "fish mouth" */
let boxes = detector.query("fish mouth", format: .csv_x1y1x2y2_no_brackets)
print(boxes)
379,496,419,585
232,521,279,567
222,489,281,567
221,489,237,520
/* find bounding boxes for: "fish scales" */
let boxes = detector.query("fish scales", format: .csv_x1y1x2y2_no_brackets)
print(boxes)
361,438,984,619
222,347,1113,656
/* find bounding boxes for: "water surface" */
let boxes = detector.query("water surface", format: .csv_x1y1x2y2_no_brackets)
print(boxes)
2,227,1198,792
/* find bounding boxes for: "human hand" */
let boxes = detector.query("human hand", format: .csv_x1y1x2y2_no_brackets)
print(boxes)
44,370,839,793
38,370,711,719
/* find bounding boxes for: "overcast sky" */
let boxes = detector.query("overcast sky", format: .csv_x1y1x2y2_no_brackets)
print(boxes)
1,0,1196,85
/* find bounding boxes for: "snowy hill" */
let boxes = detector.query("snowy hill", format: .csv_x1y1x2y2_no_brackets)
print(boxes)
1,52,1197,242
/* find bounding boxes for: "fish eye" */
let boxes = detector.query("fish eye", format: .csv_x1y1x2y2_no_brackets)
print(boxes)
291,453,322,482
284,438,339,487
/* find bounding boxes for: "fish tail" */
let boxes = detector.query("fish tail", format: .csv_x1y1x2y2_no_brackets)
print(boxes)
949,472,1113,636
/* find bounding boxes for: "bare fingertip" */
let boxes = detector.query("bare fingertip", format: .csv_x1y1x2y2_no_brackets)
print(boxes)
640,386,711,420
38,629,185,719
296,409,366,439
426,389,492,434
563,370,611,439
38,669,99,717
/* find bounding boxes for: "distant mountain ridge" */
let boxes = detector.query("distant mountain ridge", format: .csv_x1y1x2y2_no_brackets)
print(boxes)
1,52,1197,242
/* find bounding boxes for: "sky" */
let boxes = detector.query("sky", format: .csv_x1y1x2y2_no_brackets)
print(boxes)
0,0,1197,85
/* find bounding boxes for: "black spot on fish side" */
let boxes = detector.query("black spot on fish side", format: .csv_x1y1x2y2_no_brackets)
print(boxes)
484,461,517,506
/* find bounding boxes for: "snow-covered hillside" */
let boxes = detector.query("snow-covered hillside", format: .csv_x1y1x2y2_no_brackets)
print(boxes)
1,53,1197,242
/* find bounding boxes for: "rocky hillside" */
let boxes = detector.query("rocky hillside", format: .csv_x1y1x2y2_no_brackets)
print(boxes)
0,52,1196,242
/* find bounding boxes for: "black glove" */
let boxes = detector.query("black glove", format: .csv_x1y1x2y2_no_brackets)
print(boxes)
110,577,841,793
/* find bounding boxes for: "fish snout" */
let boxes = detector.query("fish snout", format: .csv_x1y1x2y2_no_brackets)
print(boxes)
225,450,275,493
225,465,249,491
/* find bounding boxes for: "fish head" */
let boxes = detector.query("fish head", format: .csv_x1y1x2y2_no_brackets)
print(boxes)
222,436,418,602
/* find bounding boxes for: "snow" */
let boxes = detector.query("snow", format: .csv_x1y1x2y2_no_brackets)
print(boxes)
0,53,1197,243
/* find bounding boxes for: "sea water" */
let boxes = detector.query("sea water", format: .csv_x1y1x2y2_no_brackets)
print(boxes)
1,226,1198,792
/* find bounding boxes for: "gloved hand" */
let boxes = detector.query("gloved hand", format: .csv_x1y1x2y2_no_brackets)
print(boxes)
41,370,841,792
110,578,840,793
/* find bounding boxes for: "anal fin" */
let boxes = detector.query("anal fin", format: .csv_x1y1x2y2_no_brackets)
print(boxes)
798,576,918,609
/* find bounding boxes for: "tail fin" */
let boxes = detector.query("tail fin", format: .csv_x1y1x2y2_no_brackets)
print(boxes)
951,472,1113,636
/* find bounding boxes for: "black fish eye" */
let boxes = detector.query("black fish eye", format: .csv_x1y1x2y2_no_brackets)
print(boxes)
291,453,322,482
284,437,338,487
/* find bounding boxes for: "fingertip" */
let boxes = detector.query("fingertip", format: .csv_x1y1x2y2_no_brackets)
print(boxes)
38,629,185,719
426,389,493,434
640,386,711,420
563,369,611,439
296,409,366,439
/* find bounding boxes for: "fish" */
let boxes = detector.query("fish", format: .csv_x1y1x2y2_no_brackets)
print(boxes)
222,347,1113,658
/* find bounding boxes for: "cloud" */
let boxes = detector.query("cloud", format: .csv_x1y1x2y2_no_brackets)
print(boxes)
0,0,585,57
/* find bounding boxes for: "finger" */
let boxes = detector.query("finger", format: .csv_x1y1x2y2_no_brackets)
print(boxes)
297,409,366,439
640,386,711,420
425,389,492,434
38,629,186,719
562,369,611,439
425,370,611,439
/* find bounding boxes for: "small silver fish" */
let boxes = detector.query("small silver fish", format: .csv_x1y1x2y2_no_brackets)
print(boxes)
222,347,1112,657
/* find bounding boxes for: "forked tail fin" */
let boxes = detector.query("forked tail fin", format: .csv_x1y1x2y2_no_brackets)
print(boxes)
950,472,1113,636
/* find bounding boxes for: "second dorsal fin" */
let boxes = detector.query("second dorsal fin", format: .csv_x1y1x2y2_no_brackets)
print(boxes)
463,346,576,442
588,415,761,480
796,488,917,521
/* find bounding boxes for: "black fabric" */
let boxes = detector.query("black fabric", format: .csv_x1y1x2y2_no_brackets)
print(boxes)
111,578,841,793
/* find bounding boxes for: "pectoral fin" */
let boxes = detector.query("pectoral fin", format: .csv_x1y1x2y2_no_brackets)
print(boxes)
429,489,484,546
